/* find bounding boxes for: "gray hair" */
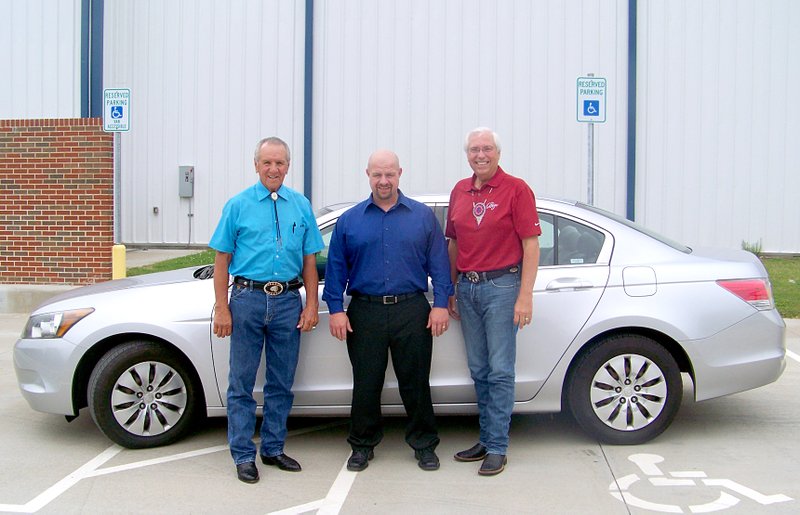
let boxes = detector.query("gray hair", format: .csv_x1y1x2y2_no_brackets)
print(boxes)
463,127,502,153
254,137,291,163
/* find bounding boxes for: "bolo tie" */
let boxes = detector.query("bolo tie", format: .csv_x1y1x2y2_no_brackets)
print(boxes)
271,191,282,248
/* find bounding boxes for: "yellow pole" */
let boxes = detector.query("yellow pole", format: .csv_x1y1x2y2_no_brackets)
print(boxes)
112,244,127,279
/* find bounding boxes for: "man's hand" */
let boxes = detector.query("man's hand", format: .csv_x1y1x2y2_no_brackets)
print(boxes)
213,304,233,338
329,312,352,341
297,303,319,332
447,295,460,320
513,294,533,330
427,307,450,337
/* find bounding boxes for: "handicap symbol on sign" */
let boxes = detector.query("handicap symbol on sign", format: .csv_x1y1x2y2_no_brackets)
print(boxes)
110,106,124,119
583,100,599,116
610,454,792,513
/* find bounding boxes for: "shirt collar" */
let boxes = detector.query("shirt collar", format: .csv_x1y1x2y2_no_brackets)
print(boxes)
255,181,286,201
460,166,508,192
362,189,411,213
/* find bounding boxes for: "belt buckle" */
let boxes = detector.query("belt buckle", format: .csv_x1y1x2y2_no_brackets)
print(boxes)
466,271,480,283
263,281,285,296
382,295,398,304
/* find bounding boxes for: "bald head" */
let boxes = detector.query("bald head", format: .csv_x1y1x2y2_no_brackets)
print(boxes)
366,149,403,210
367,149,400,170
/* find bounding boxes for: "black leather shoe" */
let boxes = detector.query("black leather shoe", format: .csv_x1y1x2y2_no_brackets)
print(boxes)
346,449,374,471
236,461,259,483
478,453,507,476
454,443,487,462
260,453,302,472
414,447,440,471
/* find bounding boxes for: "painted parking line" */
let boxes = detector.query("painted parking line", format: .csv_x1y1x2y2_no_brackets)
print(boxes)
267,459,358,515
0,420,347,513
786,349,800,363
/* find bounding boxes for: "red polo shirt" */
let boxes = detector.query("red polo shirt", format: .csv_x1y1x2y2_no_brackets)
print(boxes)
445,167,541,272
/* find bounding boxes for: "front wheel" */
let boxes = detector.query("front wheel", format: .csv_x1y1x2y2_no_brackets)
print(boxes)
88,341,201,448
567,334,682,445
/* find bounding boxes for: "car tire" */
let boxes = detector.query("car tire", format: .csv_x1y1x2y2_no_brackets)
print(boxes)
567,334,682,445
88,341,200,449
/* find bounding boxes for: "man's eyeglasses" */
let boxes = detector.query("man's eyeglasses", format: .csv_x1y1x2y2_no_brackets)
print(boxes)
468,146,496,155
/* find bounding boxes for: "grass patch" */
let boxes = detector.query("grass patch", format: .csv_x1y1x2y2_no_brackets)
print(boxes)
762,256,800,319
127,249,215,277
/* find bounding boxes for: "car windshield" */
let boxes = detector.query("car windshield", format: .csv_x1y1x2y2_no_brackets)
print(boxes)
579,203,691,253
315,202,356,218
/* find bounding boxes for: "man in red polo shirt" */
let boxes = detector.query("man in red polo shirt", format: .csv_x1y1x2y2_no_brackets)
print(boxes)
445,127,541,476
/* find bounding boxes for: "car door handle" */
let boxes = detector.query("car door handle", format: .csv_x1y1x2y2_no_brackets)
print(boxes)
545,278,593,291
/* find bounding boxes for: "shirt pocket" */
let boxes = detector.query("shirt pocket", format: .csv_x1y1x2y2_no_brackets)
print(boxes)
283,217,307,253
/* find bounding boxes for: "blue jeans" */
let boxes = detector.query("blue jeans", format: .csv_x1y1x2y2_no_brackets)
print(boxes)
456,271,520,455
227,284,301,465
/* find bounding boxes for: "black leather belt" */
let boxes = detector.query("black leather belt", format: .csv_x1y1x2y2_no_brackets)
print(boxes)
459,265,520,284
233,276,303,296
350,292,421,305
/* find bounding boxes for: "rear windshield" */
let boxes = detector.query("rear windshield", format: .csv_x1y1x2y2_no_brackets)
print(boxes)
579,203,691,253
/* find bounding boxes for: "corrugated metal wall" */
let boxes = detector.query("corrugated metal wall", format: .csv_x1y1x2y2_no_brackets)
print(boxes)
312,0,630,216
0,0,81,118
104,0,307,245
637,0,800,252
3,0,798,252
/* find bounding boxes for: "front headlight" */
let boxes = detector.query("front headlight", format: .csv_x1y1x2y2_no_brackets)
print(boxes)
22,308,95,339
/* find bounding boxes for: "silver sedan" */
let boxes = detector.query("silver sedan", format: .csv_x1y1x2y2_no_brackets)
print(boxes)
13,195,786,448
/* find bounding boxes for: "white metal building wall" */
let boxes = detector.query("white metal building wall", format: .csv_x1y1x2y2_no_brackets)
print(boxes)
312,0,631,216
104,0,307,245
0,0,81,118
636,0,800,253
6,0,797,252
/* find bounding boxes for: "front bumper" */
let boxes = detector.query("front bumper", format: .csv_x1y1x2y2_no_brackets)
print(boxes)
13,337,80,416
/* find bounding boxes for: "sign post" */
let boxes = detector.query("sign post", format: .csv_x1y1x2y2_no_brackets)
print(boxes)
103,88,130,248
576,76,606,205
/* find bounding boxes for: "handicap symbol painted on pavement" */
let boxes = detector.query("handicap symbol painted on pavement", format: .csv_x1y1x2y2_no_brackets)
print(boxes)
583,100,599,116
110,106,124,119
609,454,792,513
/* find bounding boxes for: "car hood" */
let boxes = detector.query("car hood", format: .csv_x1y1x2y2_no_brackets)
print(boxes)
34,267,202,311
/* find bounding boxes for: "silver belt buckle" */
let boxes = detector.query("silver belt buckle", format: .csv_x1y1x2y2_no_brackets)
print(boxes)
382,295,398,304
466,271,480,283
263,281,285,296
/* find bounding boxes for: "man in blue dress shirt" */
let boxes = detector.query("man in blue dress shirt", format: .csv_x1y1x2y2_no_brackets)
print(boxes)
322,149,454,472
210,137,324,484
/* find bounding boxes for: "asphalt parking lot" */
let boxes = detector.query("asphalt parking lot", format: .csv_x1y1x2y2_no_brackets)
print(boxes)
1,313,798,514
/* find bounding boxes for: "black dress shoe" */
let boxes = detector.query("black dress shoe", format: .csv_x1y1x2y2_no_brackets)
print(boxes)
454,443,487,462
236,461,259,483
414,447,440,471
478,453,507,476
260,453,302,472
346,449,374,471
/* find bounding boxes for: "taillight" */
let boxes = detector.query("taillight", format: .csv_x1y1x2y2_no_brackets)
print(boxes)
716,279,774,310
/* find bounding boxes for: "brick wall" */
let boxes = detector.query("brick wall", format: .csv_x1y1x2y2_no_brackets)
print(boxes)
0,118,114,285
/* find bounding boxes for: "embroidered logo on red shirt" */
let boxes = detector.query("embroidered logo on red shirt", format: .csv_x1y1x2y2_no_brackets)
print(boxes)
472,200,498,226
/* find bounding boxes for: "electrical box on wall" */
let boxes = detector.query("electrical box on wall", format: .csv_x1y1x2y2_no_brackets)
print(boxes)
179,166,194,198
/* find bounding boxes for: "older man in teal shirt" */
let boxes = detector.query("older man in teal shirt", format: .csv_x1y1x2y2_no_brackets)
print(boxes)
210,137,324,484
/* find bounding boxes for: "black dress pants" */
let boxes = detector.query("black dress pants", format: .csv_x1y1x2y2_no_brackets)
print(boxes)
345,293,439,451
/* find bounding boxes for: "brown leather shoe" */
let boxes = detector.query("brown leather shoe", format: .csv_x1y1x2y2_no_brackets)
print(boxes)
454,443,487,462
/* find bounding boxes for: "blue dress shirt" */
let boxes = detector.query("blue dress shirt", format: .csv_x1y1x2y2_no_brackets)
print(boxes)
322,191,454,314
209,181,324,282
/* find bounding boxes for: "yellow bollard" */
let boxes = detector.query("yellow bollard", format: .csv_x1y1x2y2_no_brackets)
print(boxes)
112,244,127,279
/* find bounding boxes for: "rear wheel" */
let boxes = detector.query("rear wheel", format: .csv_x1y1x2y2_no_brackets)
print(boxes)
567,334,682,444
88,341,200,448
